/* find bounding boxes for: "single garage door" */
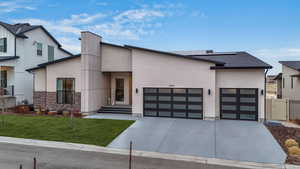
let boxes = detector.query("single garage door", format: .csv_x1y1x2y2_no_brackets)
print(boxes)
143,88,203,119
220,88,258,121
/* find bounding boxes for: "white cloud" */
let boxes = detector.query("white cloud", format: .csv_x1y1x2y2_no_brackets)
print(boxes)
96,2,108,6
10,5,177,51
254,48,300,58
0,1,36,13
61,13,106,25
114,9,164,23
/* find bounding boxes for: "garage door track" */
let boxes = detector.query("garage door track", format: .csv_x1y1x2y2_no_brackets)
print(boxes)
108,117,286,164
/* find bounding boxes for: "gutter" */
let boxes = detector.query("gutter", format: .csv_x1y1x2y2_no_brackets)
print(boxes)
14,36,16,56
264,69,269,121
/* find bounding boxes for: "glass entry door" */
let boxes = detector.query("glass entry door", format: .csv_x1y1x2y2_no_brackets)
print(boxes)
115,78,125,104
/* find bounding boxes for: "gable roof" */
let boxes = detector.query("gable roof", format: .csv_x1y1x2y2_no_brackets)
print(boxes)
26,54,81,72
184,52,272,69
0,21,73,56
279,61,300,71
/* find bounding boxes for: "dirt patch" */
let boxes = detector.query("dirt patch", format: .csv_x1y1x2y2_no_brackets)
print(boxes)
266,124,300,164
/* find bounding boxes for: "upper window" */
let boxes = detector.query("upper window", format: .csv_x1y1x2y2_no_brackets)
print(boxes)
37,42,43,56
48,45,54,61
291,77,293,89
56,78,75,104
0,38,7,53
283,78,285,88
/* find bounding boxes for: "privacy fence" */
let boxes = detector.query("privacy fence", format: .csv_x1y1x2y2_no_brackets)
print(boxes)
266,99,300,120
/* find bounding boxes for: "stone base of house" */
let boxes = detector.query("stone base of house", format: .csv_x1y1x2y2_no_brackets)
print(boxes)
33,91,81,111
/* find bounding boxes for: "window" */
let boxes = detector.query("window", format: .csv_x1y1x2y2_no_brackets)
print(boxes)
291,77,294,89
37,42,43,56
0,38,7,52
48,45,54,61
283,78,285,88
0,70,7,88
56,78,75,104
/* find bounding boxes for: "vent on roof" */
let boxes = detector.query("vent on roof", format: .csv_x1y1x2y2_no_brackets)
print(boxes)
206,50,214,54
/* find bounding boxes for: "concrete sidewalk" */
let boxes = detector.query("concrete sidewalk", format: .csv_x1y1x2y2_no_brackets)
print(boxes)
0,136,294,169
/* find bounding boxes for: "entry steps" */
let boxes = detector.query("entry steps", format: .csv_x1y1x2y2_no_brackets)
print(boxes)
98,105,132,114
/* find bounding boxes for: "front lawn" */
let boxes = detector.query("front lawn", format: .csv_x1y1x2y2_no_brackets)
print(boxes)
0,115,134,146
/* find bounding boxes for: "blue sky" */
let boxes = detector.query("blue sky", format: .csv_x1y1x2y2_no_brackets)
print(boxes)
0,0,300,75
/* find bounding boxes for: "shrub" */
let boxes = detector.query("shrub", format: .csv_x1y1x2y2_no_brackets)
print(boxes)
288,146,300,156
285,139,299,148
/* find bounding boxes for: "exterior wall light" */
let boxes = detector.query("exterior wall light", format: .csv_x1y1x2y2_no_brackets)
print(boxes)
261,89,264,95
208,89,211,95
136,88,138,94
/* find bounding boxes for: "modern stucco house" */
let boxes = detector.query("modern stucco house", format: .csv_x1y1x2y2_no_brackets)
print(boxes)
275,61,300,100
0,21,72,104
27,31,272,121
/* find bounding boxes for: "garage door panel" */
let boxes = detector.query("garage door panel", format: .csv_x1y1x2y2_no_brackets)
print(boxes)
144,88,203,119
220,88,258,121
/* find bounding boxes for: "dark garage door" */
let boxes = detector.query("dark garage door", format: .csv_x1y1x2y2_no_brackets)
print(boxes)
143,88,203,119
220,88,258,121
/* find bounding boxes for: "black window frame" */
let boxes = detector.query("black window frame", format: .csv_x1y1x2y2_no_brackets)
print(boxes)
0,38,7,53
283,77,285,88
291,77,293,89
56,78,75,104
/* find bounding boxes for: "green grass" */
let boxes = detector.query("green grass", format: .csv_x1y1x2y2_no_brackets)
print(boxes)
0,115,134,146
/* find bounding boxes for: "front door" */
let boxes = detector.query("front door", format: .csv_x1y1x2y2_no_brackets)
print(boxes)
115,78,125,104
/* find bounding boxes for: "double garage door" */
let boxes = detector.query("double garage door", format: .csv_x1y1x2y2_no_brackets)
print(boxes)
220,88,258,121
143,88,203,119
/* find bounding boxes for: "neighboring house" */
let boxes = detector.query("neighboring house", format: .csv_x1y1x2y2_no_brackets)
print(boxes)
266,75,277,99
27,32,272,121
277,61,300,100
0,21,72,104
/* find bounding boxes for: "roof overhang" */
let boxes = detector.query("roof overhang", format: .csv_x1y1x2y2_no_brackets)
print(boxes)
210,66,273,69
291,74,300,78
124,45,225,65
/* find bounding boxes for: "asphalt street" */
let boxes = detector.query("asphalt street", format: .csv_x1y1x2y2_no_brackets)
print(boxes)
0,142,246,169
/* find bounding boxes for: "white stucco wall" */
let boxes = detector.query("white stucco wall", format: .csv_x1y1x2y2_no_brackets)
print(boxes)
215,69,265,120
46,57,81,92
131,49,216,118
282,65,300,100
33,68,46,92
101,43,132,72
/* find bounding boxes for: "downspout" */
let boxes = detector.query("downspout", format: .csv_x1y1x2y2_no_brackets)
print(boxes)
264,69,269,122
14,36,17,56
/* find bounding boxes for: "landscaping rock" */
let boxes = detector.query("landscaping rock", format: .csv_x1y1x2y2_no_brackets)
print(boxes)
285,139,299,148
288,146,300,156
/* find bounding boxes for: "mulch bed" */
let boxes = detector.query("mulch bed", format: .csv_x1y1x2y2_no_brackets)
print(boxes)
266,124,300,164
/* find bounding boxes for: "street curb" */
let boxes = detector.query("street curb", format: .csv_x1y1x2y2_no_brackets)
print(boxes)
0,136,294,169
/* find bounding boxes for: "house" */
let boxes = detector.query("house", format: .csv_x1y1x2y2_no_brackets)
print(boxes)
27,31,272,121
0,21,72,104
276,61,300,100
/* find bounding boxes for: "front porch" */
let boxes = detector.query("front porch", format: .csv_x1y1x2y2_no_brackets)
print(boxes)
0,66,15,109
98,72,132,114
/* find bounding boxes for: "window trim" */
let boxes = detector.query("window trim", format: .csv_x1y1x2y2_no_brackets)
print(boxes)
0,38,7,53
56,78,75,104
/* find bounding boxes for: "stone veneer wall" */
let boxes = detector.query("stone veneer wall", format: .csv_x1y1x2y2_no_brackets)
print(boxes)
33,92,81,111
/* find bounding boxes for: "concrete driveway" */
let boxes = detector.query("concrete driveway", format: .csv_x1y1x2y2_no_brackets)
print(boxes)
108,117,287,164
